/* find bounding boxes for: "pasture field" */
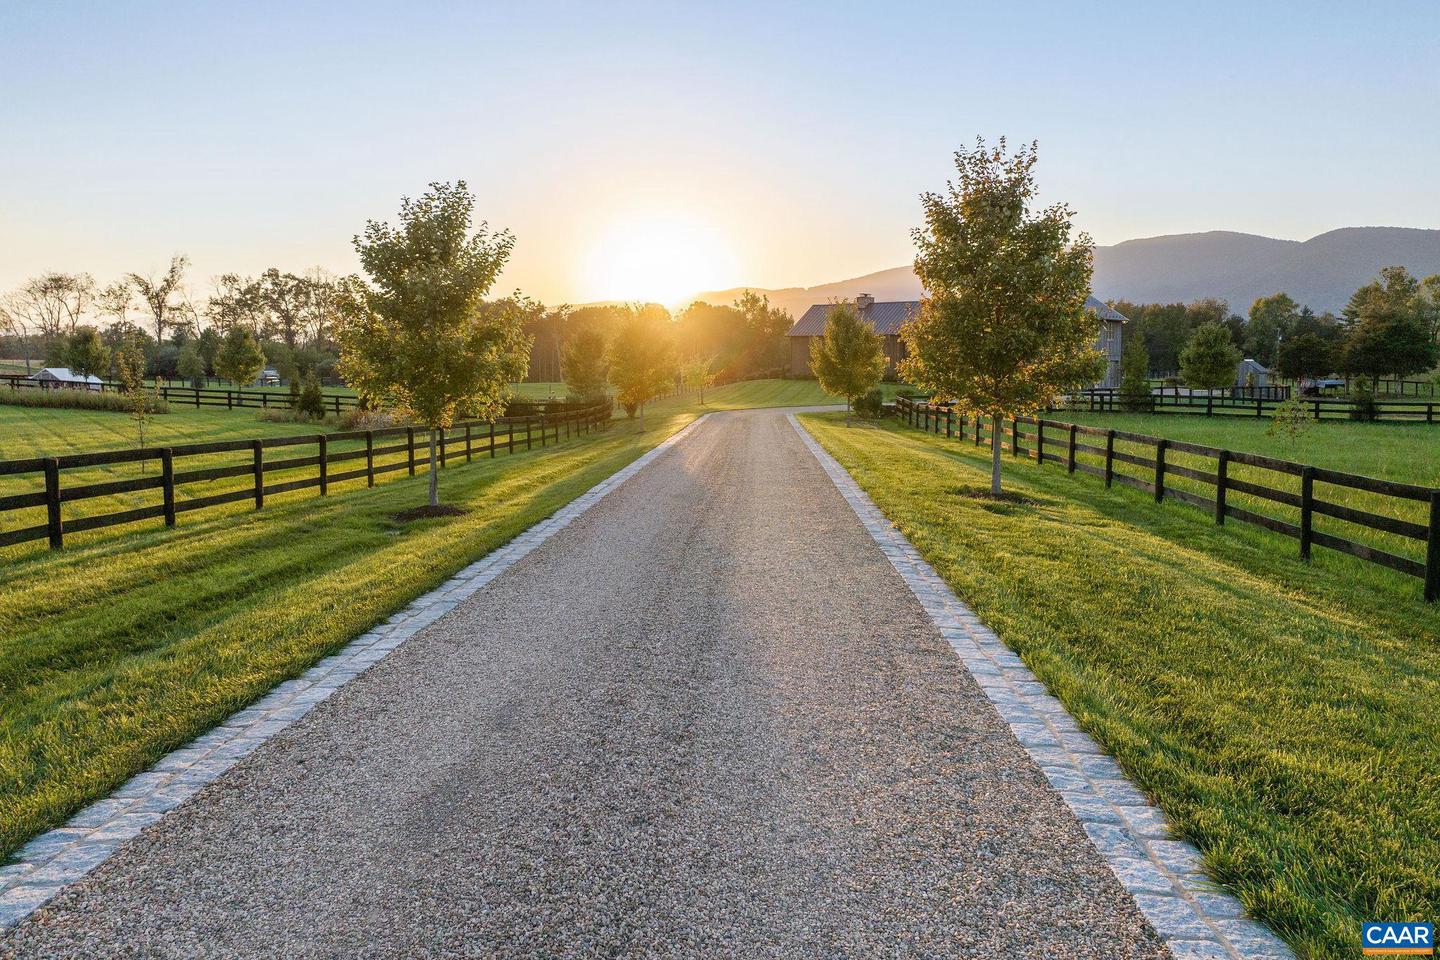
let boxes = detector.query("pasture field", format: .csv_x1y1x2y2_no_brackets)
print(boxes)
1048,410,1440,487
801,412,1440,960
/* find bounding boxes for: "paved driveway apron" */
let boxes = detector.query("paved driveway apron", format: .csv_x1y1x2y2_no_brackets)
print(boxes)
2,409,1168,959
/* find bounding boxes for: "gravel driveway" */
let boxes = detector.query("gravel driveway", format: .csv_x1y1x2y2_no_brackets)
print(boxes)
2,409,1168,959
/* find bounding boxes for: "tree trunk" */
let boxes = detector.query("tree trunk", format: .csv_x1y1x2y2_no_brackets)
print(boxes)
990,414,1002,496
428,430,439,507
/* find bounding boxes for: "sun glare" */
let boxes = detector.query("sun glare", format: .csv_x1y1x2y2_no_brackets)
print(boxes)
581,213,739,305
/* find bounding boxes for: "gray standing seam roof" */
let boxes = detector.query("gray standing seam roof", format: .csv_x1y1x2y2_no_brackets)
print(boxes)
785,302,919,338
785,296,1126,337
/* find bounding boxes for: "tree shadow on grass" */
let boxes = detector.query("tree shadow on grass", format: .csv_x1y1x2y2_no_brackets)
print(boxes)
944,484,1055,514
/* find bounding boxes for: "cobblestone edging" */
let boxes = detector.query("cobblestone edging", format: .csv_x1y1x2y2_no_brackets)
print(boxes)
0,415,709,932
788,414,1293,960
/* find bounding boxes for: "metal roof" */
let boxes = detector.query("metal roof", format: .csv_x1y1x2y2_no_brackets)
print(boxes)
786,295,1127,337
1086,296,1129,323
786,301,919,337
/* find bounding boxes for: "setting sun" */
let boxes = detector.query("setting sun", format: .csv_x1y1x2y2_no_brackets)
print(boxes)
580,212,740,305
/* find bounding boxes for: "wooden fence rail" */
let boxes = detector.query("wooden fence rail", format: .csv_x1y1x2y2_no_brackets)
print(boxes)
0,403,611,551
1068,389,1440,422
893,397,1440,601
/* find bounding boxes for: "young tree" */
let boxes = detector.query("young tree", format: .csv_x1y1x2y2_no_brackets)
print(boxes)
810,303,885,424
900,138,1102,495
196,327,221,374
67,326,110,380
214,327,267,386
337,181,531,508
682,356,718,405
1179,322,1242,391
1118,330,1152,412
560,325,610,402
177,341,206,387
114,334,154,457
608,306,676,431
129,256,189,343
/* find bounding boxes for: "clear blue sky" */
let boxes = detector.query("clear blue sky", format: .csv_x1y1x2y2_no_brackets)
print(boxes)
2,0,1436,304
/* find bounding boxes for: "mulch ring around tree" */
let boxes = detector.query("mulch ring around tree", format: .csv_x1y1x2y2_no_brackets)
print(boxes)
389,504,469,523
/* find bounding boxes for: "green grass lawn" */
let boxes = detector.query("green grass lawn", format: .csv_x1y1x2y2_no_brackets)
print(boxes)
800,413,1440,960
0,379,853,862
1048,411,1440,488
0,409,703,861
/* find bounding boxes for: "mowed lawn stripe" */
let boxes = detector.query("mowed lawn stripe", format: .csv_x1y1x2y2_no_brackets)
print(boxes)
800,413,1440,960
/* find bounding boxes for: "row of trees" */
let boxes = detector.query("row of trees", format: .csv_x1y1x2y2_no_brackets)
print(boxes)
1115,268,1440,388
0,260,346,382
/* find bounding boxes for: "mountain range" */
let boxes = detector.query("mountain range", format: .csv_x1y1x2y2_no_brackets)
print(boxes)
690,227,1440,319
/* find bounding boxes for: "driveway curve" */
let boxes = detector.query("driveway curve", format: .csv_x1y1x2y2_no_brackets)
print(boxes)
2,408,1167,959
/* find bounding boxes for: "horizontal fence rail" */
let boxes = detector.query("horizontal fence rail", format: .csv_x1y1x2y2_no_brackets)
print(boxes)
1068,388,1440,422
0,403,611,551
894,397,1440,602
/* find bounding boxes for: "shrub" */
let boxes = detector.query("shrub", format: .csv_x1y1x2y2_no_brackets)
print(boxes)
1267,396,1313,444
1349,379,1378,422
298,374,326,419
853,388,885,419
0,387,169,414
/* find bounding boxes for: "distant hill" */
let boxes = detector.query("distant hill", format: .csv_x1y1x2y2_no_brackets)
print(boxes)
689,227,1440,319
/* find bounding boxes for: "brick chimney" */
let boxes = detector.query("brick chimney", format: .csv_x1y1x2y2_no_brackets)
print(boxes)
856,293,875,311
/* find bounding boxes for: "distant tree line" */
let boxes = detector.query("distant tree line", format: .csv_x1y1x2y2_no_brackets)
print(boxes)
1112,266,1440,388
0,260,348,388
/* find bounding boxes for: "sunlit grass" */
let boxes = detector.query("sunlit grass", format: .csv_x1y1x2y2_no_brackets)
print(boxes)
800,413,1440,960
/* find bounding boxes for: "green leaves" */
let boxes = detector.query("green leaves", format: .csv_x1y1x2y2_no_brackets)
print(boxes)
337,182,531,431
902,139,1101,421
1179,322,1242,391
809,302,885,411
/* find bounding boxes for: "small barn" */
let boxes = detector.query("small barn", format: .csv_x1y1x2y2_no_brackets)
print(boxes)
785,293,1126,387
30,368,103,391
1236,358,1270,387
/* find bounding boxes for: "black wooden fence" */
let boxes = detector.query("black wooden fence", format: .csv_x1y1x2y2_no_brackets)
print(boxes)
894,397,1440,601
0,403,611,551
1069,389,1440,422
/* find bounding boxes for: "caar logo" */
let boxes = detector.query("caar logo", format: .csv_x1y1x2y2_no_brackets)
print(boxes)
1363,923,1433,956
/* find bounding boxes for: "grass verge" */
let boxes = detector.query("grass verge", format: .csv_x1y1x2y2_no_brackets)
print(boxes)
800,412,1440,960
0,411,695,861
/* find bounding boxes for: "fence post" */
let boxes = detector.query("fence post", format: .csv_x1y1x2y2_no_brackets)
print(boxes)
1215,450,1229,524
43,457,63,549
540,417,547,448
1425,492,1440,602
365,431,374,487
161,448,176,526
1300,466,1315,560
333,395,341,415
439,427,447,469
227,391,233,410
490,421,497,458
526,419,533,450
1035,419,1044,463
509,420,515,454
1104,430,1115,488
252,440,264,510
946,408,953,438
406,428,415,475
465,424,473,461
1067,424,1077,474
318,435,328,495
1011,419,1019,457
1154,439,1168,502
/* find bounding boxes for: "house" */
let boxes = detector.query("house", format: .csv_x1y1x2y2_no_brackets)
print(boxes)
257,368,281,386
30,367,103,391
784,293,1127,387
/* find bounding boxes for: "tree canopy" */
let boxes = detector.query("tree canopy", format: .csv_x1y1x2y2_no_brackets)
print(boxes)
608,305,676,430
809,303,885,423
1179,322,1242,390
337,181,532,507
900,138,1101,494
